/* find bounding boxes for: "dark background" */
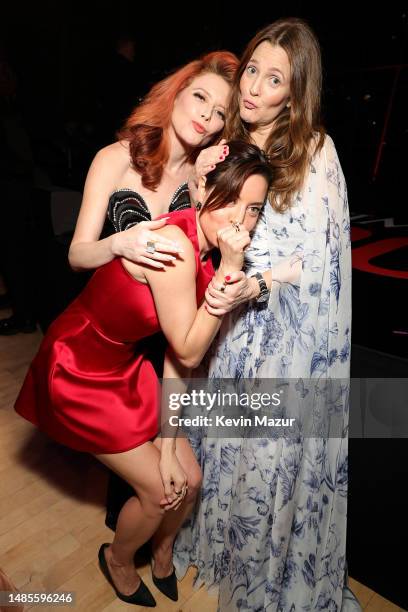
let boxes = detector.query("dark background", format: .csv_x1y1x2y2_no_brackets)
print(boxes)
2,2,408,608
1,1,407,211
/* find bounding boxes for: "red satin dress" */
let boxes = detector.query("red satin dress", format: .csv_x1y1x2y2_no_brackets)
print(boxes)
14,208,214,454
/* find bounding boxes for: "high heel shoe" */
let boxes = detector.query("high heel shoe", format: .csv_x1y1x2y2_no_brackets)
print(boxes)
151,558,178,602
98,543,156,607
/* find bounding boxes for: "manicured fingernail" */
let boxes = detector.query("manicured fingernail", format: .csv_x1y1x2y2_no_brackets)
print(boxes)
219,156,224,160
225,275,231,281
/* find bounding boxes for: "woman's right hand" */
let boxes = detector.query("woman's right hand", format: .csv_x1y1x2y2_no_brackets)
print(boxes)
111,217,184,269
159,451,188,511
195,140,229,176
216,223,251,274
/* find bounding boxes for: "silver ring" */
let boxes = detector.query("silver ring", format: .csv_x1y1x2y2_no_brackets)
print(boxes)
146,241,156,254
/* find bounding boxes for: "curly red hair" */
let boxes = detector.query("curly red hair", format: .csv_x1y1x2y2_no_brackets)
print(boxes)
117,51,238,190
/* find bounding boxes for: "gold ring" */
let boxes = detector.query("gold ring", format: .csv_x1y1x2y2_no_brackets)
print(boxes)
230,221,240,233
146,241,156,254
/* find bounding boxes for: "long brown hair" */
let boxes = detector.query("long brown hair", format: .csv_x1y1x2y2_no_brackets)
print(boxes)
202,140,273,212
226,18,325,212
117,51,238,191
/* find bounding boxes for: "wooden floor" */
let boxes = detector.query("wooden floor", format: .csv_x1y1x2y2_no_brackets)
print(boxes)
0,314,404,611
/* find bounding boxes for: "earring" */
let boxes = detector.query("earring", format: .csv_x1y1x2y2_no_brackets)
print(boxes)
195,201,202,211
286,101,291,108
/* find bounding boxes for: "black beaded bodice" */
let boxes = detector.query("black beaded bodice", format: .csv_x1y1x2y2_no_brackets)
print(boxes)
107,182,191,232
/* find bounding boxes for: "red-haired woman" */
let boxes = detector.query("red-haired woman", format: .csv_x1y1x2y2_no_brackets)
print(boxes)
69,51,238,546
68,51,237,271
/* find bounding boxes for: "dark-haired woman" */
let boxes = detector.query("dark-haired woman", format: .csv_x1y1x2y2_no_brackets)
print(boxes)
15,142,272,607
63,51,238,600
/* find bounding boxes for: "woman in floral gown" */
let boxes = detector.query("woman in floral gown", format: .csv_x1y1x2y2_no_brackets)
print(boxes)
174,18,360,612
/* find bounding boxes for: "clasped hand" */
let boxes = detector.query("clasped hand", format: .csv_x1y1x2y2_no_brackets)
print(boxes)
159,452,188,512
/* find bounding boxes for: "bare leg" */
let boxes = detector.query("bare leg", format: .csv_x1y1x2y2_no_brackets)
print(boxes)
151,436,202,578
94,441,166,595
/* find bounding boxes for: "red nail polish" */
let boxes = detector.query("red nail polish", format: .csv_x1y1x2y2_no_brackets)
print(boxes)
225,275,231,281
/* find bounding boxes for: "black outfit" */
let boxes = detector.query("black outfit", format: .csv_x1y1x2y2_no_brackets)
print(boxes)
104,182,191,531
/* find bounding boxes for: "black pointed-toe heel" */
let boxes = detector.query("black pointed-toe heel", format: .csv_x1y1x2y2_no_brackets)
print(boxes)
151,560,178,602
98,543,156,607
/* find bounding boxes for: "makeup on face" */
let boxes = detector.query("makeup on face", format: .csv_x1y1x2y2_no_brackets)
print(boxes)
171,73,230,146
198,174,269,248
239,41,291,126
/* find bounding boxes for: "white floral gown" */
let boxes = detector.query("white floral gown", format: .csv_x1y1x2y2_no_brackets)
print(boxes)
174,135,361,611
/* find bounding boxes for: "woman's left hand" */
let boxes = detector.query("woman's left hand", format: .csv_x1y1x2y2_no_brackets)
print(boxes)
216,224,251,274
159,452,188,511
205,271,258,315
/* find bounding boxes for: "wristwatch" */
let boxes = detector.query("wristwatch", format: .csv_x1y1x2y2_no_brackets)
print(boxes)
251,272,270,303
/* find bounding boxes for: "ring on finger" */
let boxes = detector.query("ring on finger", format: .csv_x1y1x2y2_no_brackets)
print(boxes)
230,220,241,233
146,240,156,254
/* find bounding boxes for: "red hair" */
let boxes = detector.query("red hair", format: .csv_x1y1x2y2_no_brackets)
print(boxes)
117,51,238,190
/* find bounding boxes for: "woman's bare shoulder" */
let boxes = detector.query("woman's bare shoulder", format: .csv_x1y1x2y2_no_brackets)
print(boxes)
79,140,133,206
93,140,130,166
